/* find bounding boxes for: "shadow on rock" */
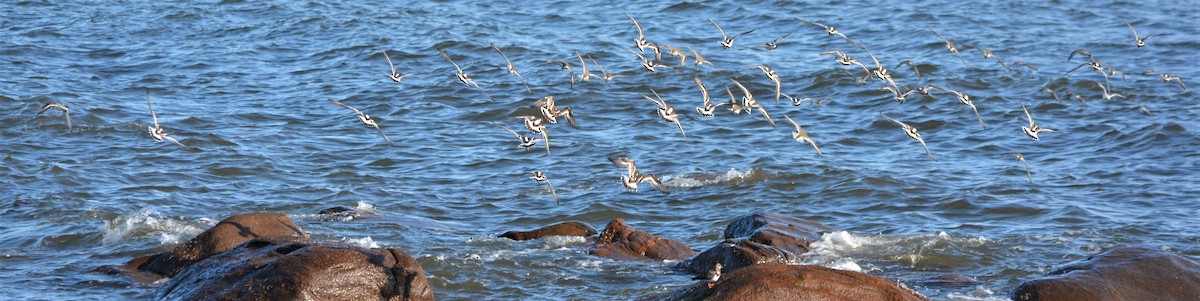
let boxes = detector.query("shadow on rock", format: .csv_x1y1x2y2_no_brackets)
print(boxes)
641,263,927,301
1013,247,1200,301
684,213,829,275
591,218,695,261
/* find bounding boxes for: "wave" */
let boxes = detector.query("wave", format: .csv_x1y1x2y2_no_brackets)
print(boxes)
662,167,770,188
101,209,211,246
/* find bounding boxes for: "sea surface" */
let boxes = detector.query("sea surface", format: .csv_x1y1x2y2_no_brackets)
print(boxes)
2,0,1198,300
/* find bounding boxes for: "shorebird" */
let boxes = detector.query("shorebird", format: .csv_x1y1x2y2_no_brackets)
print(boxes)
542,59,576,88
855,42,897,88
492,121,546,154
959,43,1011,71
794,18,853,43
642,88,687,141
663,44,688,67
693,263,722,288
782,93,828,107
35,102,72,130
578,50,604,82
820,50,871,74
587,54,625,83
533,95,579,128
530,171,559,204
1124,19,1165,48
724,85,743,114
1143,69,1186,89
490,43,532,93
1094,82,1127,101
331,99,394,147
763,31,793,50
1044,87,1063,101
880,113,935,161
512,115,552,155
624,47,665,73
693,77,726,117
1004,153,1032,183
708,18,755,49
730,78,776,127
625,13,652,52
145,93,189,149
381,49,415,83
1012,60,1038,72
879,85,916,104
928,86,986,129
687,46,714,67
894,59,922,79
747,64,782,103
840,69,869,85
928,27,968,67
1020,102,1056,141
783,115,822,157
609,156,668,194
438,48,493,100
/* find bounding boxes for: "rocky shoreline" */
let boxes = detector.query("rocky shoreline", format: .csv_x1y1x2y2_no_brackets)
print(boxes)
97,211,1199,300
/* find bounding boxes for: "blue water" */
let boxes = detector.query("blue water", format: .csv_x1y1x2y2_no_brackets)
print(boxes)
2,0,1198,300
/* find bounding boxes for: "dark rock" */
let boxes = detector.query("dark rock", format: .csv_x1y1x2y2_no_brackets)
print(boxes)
642,263,927,301
154,236,434,301
100,213,307,282
499,221,598,240
318,206,356,215
1012,247,1200,301
685,213,829,275
591,218,694,261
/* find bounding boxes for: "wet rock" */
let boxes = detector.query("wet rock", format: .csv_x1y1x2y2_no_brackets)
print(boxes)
318,206,356,215
1012,247,1200,301
642,263,927,301
499,221,598,241
154,236,434,301
685,213,829,274
591,218,694,261
98,213,307,282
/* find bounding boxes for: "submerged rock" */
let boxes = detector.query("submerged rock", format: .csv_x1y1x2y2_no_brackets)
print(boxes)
154,236,434,301
499,221,598,241
685,213,829,275
98,213,307,282
591,218,695,261
1012,247,1200,301
642,263,928,301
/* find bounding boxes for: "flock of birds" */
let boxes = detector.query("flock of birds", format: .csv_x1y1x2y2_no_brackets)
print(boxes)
20,11,1188,289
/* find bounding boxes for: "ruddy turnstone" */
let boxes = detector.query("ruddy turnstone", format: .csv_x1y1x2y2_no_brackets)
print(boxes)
543,59,576,88
624,47,665,74
1020,102,1056,141
642,88,687,141
609,156,668,194
625,13,652,52
491,121,546,154
1143,69,1186,89
729,78,775,127
1004,153,1032,183
928,86,986,129
330,99,394,147
438,48,493,100
708,18,755,49
794,18,853,43
587,54,625,83
763,31,793,50
959,43,1011,71
880,113,935,161
747,64,783,103
533,95,579,128
512,115,552,155
894,59,922,79
530,171,559,204
1094,82,1127,101
693,76,726,117
687,46,714,67
146,93,189,149
693,263,722,288
381,49,415,83
1124,19,1166,48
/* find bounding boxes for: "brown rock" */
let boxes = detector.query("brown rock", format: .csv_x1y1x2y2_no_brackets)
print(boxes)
643,263,927,301
685,213,828,274
154,236,434,301
99,213,307,282
499,221,598,240
1012,247,1200,301
591,218,695,261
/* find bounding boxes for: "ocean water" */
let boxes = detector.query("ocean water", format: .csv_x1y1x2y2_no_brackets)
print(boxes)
2,0,1198,300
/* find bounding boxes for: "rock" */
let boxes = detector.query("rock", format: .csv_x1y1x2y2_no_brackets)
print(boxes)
499,221,598,241
1012,247,1200,301
685,213,828,275
318,206,356,215
591,218,695,261
642,263,927,301
154,236,434,301
98,213,307,282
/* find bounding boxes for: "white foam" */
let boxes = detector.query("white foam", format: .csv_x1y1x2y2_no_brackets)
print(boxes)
944,286,1006,301
101,209,208,246
663,168,762,188
341,236,380,248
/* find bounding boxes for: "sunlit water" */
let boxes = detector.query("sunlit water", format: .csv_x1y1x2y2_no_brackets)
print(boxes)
2,1,1198,300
